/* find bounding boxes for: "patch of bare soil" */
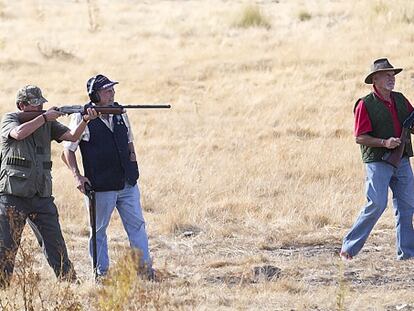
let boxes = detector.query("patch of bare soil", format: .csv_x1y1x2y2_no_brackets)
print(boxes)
258,229,414,290
134,227,414,309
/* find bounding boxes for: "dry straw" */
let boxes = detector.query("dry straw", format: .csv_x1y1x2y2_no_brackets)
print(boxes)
0,0,414,309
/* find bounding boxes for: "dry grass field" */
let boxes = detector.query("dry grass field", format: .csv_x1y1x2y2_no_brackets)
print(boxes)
1,0,414,310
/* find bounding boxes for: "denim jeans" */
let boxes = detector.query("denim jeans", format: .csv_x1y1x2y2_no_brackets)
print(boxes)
85,183,151,276
342,157,414,259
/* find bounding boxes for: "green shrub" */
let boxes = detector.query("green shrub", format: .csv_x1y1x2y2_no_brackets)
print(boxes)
233,4,271,29
298,10,312,22
373,0,389,15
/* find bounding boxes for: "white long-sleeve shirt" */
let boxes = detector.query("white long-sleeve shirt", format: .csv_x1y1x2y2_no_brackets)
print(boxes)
63,113,134,152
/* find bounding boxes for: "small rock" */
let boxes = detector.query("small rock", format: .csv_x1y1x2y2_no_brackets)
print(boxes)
253,265,281,280
183,230,195,237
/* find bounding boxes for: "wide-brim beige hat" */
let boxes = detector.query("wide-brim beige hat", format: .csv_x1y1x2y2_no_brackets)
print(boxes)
364,58,402,84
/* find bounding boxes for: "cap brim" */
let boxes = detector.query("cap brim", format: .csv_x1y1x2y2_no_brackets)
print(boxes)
100,81,119,89
29,97,48,106
364,68,403,84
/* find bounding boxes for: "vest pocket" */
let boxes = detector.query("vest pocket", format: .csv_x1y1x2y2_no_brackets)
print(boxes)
4,168,31,196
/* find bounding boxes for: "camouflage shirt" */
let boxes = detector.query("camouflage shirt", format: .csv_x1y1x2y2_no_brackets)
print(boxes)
0,112,68,198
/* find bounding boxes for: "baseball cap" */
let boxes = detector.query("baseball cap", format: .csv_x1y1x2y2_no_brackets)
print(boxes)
16,85,48,106
87,74,119,95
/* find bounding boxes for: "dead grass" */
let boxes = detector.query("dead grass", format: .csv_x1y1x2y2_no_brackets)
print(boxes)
0,0,414,309
0,227,81,311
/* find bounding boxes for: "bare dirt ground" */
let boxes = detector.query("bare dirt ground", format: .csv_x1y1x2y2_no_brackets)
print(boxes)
139,224,414,310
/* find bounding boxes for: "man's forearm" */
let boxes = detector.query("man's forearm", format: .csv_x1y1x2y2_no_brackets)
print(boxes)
355,134,385,147
356,134,400,149
60,118,88,142
70,118,89,141
63,149,81,177
10,115,45,140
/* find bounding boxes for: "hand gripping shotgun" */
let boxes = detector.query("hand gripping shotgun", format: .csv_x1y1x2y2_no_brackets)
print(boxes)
382,110,414,168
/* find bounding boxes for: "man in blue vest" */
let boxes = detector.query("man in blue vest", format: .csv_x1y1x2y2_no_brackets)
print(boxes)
62,74,152,279
340,58,414,260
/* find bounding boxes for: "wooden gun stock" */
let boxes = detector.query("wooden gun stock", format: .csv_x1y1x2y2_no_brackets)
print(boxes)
381,110,414,168
381,128,409,168
93,107,124,114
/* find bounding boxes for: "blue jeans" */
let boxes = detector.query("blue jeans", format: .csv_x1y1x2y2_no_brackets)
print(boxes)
342,158,414,259
86,183,151,275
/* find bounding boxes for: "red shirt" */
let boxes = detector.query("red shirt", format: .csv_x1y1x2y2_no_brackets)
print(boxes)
354,86,414,137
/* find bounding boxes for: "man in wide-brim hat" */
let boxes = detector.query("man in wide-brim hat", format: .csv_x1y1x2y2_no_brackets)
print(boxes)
340,58,414,261
364,58,403,84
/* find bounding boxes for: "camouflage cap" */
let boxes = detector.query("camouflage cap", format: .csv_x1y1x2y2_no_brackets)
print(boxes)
16,85,48,106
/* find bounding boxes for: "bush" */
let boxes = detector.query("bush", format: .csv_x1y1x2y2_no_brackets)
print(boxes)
233,4,271,29
298,10,312,22
0,231,81,311
96,250,155,311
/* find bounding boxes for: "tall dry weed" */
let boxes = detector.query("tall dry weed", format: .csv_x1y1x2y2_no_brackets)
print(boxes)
86,0,101,32
335,261,348,311
36,40,77,60
96,250,159,311
0,1,5,18
356,0,414,25
0,214,81,311
32,0,45,21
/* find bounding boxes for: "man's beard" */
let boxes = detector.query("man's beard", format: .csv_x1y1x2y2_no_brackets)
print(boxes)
384,82,395,91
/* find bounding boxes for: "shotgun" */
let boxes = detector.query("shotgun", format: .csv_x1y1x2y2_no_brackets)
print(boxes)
382,110,414,168
84,182,98,281
17,102,171,123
